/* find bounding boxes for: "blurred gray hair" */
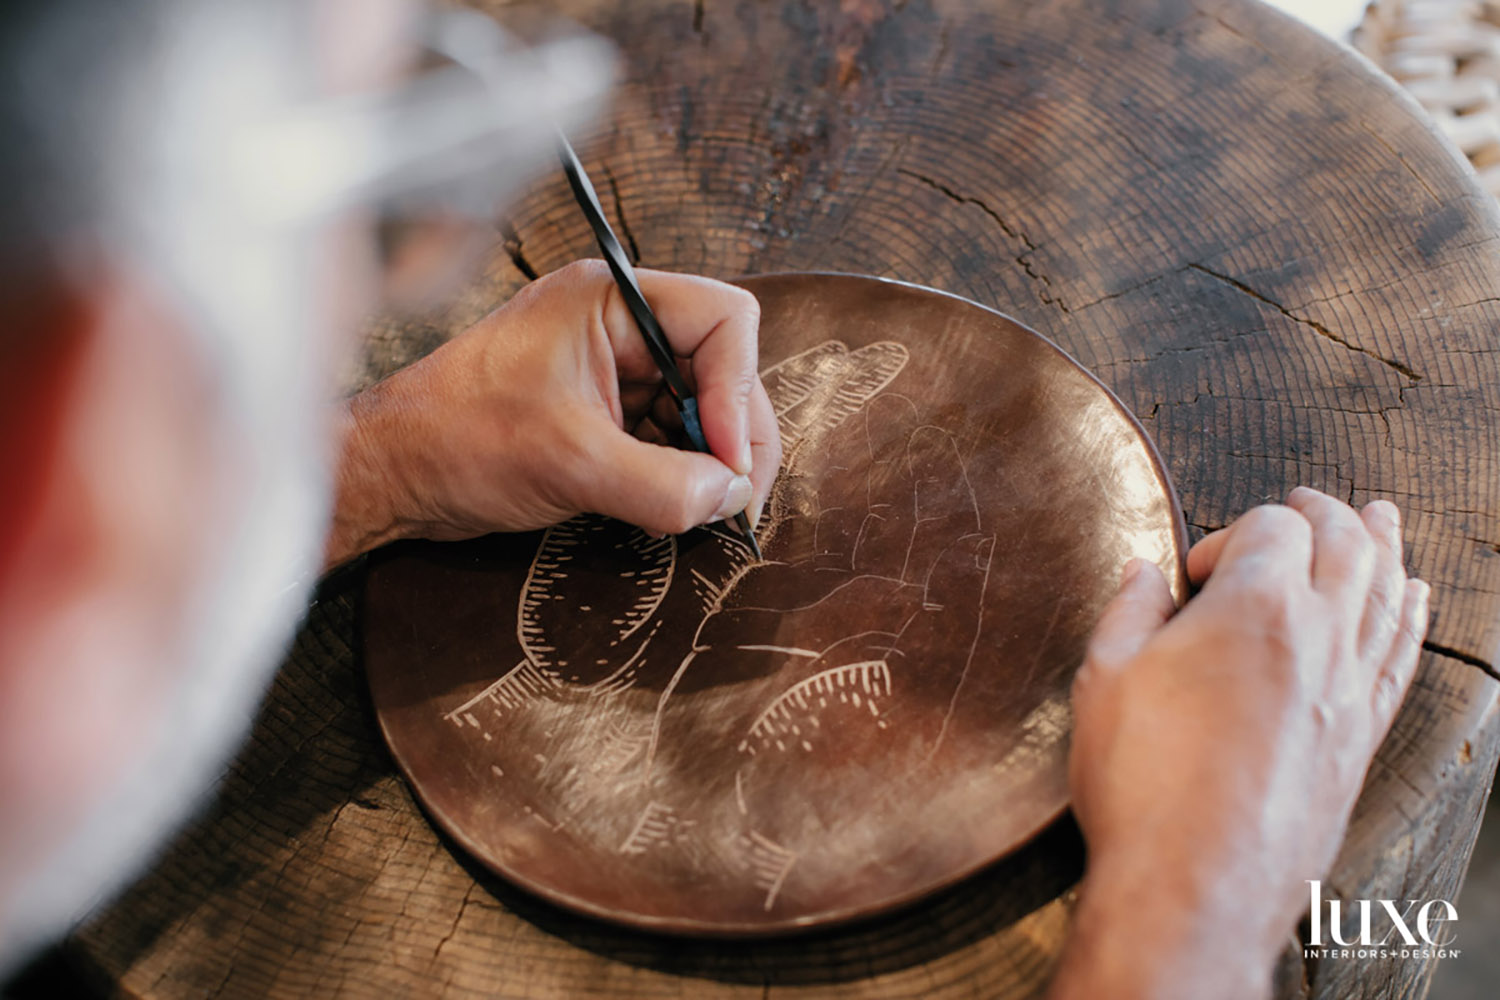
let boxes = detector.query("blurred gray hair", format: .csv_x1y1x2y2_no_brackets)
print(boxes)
0,0,322,278
0,0,170,269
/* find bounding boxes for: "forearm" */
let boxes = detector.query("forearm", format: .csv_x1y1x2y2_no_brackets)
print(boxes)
1048,841,1284,1000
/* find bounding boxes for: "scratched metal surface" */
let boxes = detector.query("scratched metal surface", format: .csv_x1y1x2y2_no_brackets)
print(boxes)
363,272,1189,934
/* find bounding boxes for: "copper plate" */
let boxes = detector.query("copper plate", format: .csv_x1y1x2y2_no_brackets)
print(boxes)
364,272,1189,936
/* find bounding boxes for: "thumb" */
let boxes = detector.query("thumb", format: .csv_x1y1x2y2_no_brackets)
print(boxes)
580,419,753,536
1083,558,1177,675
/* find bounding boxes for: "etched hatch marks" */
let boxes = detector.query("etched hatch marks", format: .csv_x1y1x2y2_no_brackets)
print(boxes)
519,516,675,685
618,801,694,856
442,659,555,731
741,660,894,754
739,831,799,912
766,341,909,460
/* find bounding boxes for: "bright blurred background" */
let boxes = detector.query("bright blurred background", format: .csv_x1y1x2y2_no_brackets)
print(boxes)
1263,0,1367,37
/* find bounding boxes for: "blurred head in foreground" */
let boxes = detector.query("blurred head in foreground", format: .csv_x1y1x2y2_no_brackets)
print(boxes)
0,0,610,970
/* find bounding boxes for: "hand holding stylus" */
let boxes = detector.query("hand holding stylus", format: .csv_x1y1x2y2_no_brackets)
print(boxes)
556,134,763,557
324,260,781,569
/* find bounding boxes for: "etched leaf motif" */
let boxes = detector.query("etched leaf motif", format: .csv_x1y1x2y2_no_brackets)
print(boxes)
517,514,676,683
763,340,910,459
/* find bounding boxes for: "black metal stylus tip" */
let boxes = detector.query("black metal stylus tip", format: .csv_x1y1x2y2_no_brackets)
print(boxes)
734,511,762,560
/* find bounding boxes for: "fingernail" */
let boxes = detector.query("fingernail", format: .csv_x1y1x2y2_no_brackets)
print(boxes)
1369,499,1400,528
1121,558,1144,586
748,495,766,530
733,439,753,477
710,474,753,523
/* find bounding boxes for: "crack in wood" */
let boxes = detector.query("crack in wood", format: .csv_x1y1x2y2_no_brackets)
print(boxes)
1076,272,1170,310
433,883,478,959
929,22,951,81
897,168,1071,312
500,221,539,281
692,0,704,34
602,164,642,264
1422,640,1500,683
1185,263,1424,382
1196,9,1278,60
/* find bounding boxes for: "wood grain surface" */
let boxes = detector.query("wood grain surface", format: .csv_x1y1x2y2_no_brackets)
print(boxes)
77,0,1500,997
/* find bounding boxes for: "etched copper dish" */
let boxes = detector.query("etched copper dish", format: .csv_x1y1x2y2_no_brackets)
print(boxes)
363,272,1189,936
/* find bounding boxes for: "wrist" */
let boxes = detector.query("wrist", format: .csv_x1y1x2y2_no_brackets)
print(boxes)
1048,837,1284,1000
323,380,425,571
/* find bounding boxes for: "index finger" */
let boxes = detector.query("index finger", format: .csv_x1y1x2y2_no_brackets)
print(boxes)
1285,486,1377,609
1199,503,1315,593
607,268,763,477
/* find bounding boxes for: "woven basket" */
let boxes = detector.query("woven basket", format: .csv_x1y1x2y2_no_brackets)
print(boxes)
1354,0,1500,196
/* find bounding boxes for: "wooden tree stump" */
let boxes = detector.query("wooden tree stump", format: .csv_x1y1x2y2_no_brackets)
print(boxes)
76,1,1500,997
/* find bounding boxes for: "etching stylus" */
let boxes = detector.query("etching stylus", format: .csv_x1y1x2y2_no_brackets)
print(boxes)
557,133,762,559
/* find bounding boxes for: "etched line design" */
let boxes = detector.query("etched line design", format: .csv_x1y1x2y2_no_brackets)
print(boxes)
518,517,676,674
584,618,664,696
593,717,650,776
690,568,725,604
619,801,694,855
923,533,996,760
764,341,910,457
734,769,749,816
742,660,893,753
741,831,798,911
735,644,821,658
444,658,556,727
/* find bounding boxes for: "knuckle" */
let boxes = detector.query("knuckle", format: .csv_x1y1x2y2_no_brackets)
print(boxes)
1237,569,1298,621
1373,668,1403,709
1371,667,1412,725
729,366,758,401
1239,504,1312,547
1397,611,1428,646
1309,699,1334,734
536,259,611,311
1368,594,1401,635
1243,503,1302,531
1366,499,1400,531
561,257,610,283
1361,609,1401,663
729,284,761,317
1327,515,1375,556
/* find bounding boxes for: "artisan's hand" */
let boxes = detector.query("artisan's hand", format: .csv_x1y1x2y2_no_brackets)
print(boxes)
325,260,781,569
1049,488,1429,1000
